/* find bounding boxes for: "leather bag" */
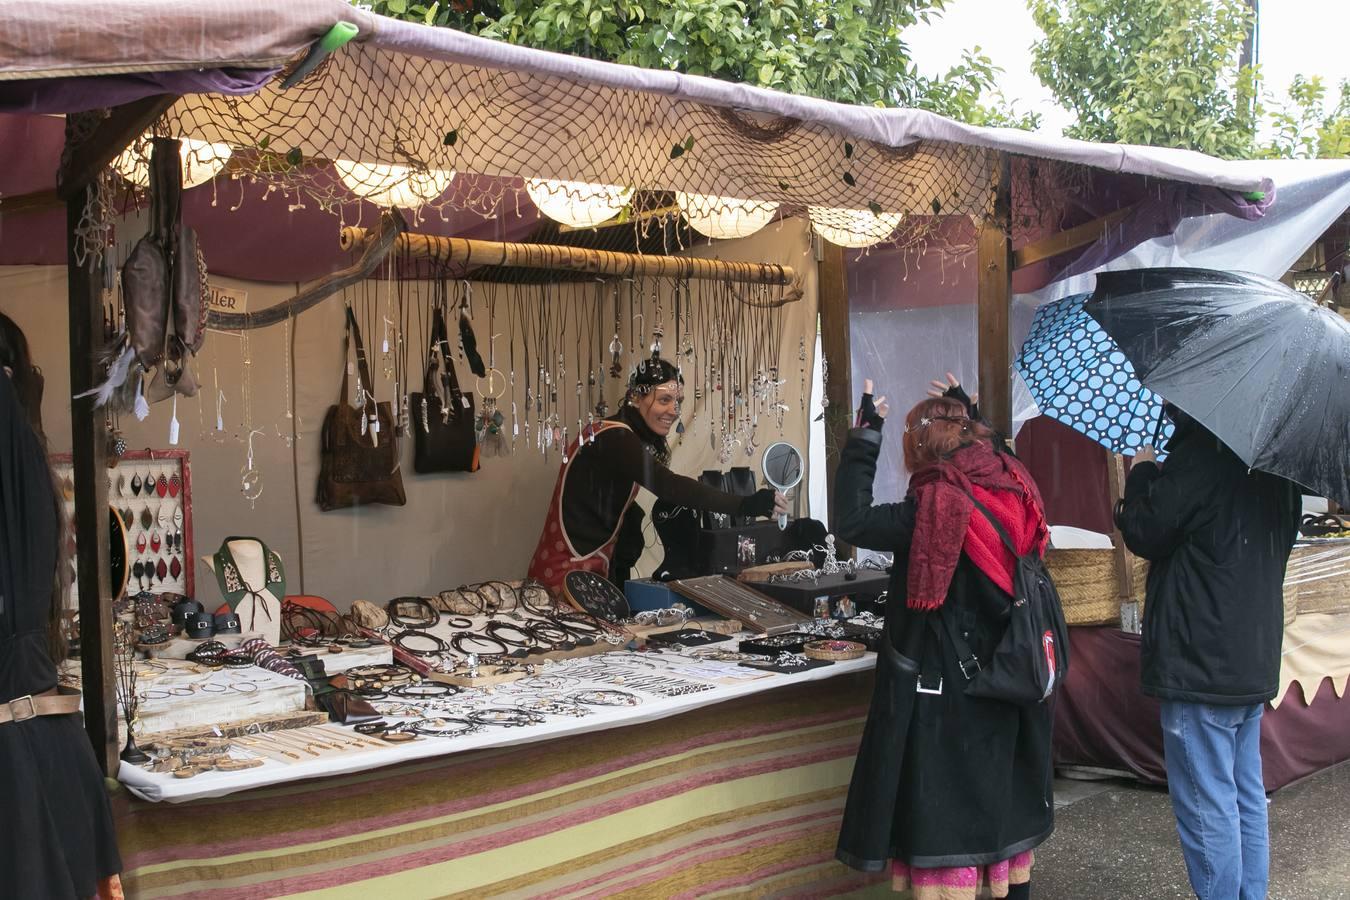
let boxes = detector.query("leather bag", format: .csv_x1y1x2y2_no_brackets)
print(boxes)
316,306,407,511
122,136,205,400
411,306,479,474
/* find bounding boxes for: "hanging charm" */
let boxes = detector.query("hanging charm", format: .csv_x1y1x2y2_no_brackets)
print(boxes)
240,429,264,508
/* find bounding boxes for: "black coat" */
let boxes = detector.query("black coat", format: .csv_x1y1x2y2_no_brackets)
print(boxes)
832,428,1054,871
0,375,122,898
1116,419,1301,705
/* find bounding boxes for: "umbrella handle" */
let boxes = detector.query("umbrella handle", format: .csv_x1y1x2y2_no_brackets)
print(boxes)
1152,406,1167,446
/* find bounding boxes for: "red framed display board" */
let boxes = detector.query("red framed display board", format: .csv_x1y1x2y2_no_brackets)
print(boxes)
51,449,195,601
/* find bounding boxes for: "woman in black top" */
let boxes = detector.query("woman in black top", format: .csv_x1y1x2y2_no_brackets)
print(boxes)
527,356,786,596
1,312,123,898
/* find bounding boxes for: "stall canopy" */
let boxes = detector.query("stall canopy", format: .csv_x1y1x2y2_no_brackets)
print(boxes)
2,0,1276,260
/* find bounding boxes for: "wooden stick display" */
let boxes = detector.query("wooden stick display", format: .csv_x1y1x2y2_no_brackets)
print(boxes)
339,227,798,289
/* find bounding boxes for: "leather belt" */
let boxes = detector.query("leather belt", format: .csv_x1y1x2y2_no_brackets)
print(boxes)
0,686,82,725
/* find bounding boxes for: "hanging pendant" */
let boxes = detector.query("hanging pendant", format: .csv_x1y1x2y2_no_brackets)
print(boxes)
139,507,153,531
168,473,181,498
156,474,169,497
675,419,685,435
156,558,168,581
130,473,143,495
135,534,147,555
170,556,182,580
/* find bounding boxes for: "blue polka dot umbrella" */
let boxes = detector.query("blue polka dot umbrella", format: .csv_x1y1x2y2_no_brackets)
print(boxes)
1016,292,1172,455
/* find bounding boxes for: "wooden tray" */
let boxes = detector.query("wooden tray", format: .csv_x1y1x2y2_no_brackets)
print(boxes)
667,576,810,635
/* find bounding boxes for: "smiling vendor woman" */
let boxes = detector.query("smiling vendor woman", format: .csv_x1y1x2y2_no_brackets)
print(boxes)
528,355,787,597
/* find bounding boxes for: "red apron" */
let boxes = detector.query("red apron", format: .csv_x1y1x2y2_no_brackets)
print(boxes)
527,421,639,599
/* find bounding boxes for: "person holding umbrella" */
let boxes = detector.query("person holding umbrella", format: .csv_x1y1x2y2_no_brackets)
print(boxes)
1018,267,1349,899
1116,404,1301,900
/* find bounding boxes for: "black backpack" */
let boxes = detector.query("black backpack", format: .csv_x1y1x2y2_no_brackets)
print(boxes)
939,491,1070,705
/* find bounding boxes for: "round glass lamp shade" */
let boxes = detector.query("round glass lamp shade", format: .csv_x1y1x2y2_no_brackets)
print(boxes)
676,192,779,240
334,161,455,209
808,207,904,248
112,138,232,190
526,178,632,228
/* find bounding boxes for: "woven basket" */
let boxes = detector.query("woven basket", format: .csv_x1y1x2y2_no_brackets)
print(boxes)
1046,548,1146,626
1284,541,1350,617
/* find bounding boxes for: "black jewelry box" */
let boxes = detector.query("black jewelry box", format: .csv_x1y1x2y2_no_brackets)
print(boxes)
694,521,793,576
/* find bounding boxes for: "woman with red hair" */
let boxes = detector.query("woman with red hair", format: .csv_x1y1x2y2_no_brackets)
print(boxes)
833,375,1053,900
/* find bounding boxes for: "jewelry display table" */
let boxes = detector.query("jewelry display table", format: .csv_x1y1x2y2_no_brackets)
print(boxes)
111,651,883,898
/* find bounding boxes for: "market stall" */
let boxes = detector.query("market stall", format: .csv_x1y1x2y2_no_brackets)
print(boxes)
0,2,1302,897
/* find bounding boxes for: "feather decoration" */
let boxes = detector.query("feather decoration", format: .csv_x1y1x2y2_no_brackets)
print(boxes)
459,309,486,377
73,341,136,409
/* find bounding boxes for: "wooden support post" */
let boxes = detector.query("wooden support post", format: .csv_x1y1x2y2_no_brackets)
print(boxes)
818,238,852,545
66,187,118,775
978,153,1013,437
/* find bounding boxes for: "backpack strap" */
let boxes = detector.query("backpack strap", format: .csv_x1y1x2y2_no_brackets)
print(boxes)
936,605,983,683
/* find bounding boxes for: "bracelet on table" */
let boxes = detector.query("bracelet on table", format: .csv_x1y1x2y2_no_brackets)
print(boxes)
803,639,866,661
449,632,510,657
392,629,451,657
389,681,458,699
385,597,440,630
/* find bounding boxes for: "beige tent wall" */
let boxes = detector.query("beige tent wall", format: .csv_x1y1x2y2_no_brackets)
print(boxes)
0,219,816,611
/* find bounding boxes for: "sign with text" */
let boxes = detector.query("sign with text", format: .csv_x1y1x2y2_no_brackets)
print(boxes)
206,283,247,334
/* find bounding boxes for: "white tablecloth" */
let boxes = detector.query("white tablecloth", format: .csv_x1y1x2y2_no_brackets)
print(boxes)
118,648,876,803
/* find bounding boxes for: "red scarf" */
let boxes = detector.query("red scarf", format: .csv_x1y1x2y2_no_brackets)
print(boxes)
906,441,1048,610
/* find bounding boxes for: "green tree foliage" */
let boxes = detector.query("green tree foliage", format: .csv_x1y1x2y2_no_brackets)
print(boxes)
1029,0,1259,158
1260,76,1350,160
364,0,1039,127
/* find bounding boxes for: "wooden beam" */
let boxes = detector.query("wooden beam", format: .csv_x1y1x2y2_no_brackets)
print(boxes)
0,188,62,216
57,94,178,200
339,228,799,291
818,238,852,547
65,185,118,775
1012,201,1142,271
978,153,1013,436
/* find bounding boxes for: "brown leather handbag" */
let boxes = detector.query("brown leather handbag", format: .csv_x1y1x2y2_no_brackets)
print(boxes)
316,306,406,511
411,306,480,474
122,136,205,401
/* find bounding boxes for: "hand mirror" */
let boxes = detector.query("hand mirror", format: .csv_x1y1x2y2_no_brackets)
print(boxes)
761,442,803,531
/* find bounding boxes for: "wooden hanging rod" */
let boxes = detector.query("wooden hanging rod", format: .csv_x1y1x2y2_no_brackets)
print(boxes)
339,227,796,286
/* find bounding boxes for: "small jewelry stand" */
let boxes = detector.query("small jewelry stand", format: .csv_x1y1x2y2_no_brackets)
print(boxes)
113,621,149,764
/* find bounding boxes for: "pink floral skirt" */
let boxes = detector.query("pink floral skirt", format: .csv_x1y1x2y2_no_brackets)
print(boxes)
891,850,1034,899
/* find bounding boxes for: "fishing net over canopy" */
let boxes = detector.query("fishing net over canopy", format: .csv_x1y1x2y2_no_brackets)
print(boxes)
7,0,1273,256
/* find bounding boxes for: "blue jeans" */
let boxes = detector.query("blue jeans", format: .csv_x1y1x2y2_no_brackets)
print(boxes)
1160,701,1268,900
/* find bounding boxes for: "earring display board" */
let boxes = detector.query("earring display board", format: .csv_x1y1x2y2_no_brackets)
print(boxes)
562,570,631,622
668,575,811,635
52,449,195,603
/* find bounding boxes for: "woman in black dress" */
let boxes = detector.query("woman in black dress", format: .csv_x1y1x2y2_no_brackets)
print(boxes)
833,378,1053,899
1,312,123,898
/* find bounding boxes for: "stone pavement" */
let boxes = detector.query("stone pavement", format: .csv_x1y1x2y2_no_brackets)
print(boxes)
1035,761,1350,899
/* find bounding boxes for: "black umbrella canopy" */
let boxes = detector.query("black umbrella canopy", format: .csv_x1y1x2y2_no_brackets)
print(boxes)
1086,268,1350,506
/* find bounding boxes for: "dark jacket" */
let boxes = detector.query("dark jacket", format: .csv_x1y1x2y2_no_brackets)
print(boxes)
1115,418,1301,705
832,428,1054,871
